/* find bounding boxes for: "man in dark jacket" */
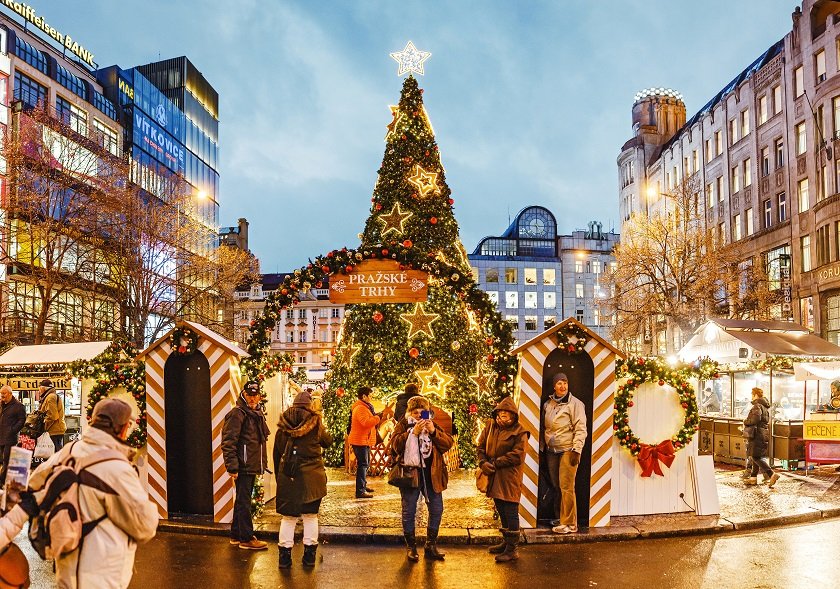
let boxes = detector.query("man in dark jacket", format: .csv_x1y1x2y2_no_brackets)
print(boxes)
222,381,270,550
0,385,26,483
393,383,419,423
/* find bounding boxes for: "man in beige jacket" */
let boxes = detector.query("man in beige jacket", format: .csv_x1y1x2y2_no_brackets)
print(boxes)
543,372,587,534
38,379,66,450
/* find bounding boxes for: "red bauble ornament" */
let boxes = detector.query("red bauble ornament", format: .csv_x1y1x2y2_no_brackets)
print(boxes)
336,387,345,397
448,198,454,205
345,265,354,272
658,380,664,386
327,251,334,257
567,345,575,353
430,217,438,225
469,404,478,415
487,354,494,362
485,337,494,345
281,288,288,295
409,347,420,358
375,204,382,210
628,401,634,407
372,311,384,324
321,265,330,273
178,346,187,354
403,240,413,248
249,320,255,327
381,248,389,256
500,376,507,381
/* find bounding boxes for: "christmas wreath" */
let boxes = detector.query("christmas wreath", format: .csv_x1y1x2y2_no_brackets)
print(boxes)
556,321,589,354
68,340,148,448
613,357,699,477
169,326,199,356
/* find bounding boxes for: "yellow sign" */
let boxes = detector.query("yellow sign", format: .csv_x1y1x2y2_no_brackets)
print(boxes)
804,421,840,441
1,1,95,66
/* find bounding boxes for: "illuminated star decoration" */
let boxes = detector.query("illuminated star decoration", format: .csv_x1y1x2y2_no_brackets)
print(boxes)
386,105,404,141
407,165,441,198
336,340,361,368
416,361,455,398
400,303,439,339
470,362,495,395
378,202,413,237
390,41,431,77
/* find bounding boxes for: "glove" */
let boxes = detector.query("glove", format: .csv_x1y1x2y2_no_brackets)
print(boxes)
480,462,496,475
18,491,39,518
568,451,581,467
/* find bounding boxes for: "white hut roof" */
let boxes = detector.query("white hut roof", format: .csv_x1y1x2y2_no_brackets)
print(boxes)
0,341,112,365
137,320,249,359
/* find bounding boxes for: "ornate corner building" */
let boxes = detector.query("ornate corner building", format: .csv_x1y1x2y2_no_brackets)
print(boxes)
618,0,840,345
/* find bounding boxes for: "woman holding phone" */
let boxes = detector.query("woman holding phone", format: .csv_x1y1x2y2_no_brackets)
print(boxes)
388,395,453,563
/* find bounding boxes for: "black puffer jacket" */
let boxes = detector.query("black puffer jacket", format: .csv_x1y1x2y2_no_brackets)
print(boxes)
274,405,333,515
744,396,771,456
0,397,26,445
222,395,270,474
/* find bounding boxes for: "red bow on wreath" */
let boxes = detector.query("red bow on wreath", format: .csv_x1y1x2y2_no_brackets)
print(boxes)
637,440,676,477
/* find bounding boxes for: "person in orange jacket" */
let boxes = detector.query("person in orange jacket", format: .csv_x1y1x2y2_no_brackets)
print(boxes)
347,387,381,498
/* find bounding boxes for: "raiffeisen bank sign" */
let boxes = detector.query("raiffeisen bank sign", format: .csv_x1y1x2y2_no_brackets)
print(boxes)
1,1,95,67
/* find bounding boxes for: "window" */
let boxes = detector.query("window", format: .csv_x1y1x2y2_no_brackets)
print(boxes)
505,292,518,308
761,147,770,177
796,122,807,155
716,176,724,203
13,71,47,109
692,149,699,173
759,96,768,124
92,91,117,121
729,118,738,144
715,130,722,155
543,292,556,309
525,316,537,331
92,119,118,156
331,308,340,318
764,199,772,228
799,179,810,212
505,315,519,328
731,166,740,193
773,85,782,114
524,292,537,309
705,138,713,162
287,331,294,343
487,291,499,306
706,183,714,208
746,208,754,235
524,268,537,285
285,310,294,320
779,192,788,221
801,235,812,272
816,50,827,83
575,283,584,298
592,260,602,274
575,260,583,273
505,268,517,284
299,331,307,343
733,214,742,241
836,221,840,261
543,268,556,285
819,163,829,201
55,64,87,100
817,224,831,266
740,109,750,137
298,309,306,319
575,309,584,323
718,223,726,245
486,268,499,283
741,159,751,189
55,96,87,135
775,138,784,168
13,37,47,74
543,316,556,330
794,65,805,97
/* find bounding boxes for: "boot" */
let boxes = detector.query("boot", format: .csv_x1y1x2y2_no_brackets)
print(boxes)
424,529,446,561
302,543,318,567
404,532,419,562
278,546,292,569
488,529,507,554
494,531,520,563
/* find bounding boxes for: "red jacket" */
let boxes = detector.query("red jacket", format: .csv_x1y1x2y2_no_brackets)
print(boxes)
347,400,380,447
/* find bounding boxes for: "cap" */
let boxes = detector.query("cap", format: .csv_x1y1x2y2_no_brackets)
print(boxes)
39,378,53,387
91,398,133,429
552,373,568,386
243,381,261,396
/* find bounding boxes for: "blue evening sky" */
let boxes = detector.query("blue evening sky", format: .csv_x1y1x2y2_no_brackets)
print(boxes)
42,0,792,271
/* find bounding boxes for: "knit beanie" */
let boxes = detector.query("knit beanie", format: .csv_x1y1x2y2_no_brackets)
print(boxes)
406,395,430,412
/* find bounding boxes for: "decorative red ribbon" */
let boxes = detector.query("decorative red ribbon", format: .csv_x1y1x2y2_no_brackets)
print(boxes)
637,440,676,477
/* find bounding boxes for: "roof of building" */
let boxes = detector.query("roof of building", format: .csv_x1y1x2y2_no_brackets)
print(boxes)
0,341,112,366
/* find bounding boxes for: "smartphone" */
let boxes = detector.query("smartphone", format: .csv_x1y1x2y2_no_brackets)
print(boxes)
420,410,431,420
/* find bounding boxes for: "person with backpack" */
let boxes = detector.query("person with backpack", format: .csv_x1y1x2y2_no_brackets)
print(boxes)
37,379,66,451
222,381,270,550
274,389,332,569
743,387,781,487
0,385,26,483
347,387,381,499
27,398,158,589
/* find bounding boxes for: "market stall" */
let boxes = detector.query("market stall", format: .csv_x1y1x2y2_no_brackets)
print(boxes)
679,319,840,467
794,361,840,463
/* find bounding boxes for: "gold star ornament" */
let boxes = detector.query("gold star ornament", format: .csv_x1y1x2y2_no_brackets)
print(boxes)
386,105,404,141
335,341,361,368
400,303,439,339
390,41,431,77
470,362,495,395
378,202,413,237
407,165,440,198
416,362,454,397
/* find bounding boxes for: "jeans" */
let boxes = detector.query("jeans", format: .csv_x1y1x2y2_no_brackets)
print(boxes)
400,478,443,535
231,473,256,542
50,434,65,452
0,444,11,484
493,498,520,531
545,450,578,527
352,445,370,495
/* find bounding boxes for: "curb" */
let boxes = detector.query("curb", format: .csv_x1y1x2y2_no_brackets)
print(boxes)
158,508,840,545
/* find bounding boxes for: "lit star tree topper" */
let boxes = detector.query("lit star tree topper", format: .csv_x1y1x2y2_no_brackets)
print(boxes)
390,41,431,76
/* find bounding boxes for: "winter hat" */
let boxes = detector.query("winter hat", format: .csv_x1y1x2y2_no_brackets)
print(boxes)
91,398,133,436
293,389,313,407
39,378,53,388
552,373,568,386
242,381,261,396
407,395,430,412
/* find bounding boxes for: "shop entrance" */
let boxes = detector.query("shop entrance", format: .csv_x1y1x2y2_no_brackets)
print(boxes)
537,349,594,528
164,352,213,517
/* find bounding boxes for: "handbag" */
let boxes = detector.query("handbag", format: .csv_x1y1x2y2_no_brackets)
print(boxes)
22,412,45,439
280,438,300,479
0,542,30,588
387,461,419,488
475,468,490,493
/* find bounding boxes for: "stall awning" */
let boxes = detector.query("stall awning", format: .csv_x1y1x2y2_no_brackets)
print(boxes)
726,331,840,356
794,361,840,381
0,341,112,366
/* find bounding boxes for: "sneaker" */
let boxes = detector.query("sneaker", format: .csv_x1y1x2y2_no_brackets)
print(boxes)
739,470,751,479
238,538,268,550
365,487,375,493
229,539,240,546
551,524,578,534
744,477,758,485
356,492,374,499
766,473,780,488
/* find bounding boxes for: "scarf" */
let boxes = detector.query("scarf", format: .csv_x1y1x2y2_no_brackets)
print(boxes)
550,392,570,405
403,416,432,467
240,394,270,442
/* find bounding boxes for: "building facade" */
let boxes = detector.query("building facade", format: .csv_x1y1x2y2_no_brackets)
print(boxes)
619,0,840,347
234,274,345,380
468,206,619,346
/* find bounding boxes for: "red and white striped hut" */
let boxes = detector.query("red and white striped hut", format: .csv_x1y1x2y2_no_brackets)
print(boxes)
137,320,249,523
511,318,623,529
